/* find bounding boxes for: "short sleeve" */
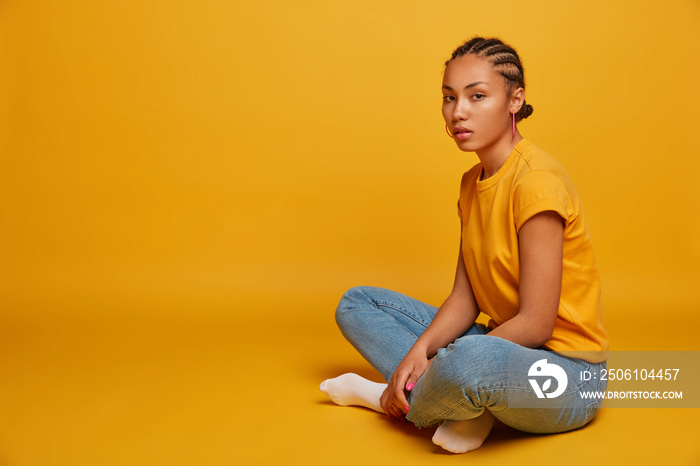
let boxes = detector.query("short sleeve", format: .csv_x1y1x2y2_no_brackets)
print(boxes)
513,170,572,232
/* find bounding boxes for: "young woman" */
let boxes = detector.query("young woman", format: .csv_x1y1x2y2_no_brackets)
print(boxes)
320,37,609,454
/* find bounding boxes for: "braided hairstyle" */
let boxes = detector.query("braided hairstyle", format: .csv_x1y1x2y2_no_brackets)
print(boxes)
446,37,534,122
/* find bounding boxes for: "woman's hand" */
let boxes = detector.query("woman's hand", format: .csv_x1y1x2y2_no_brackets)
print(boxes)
380,350,431,420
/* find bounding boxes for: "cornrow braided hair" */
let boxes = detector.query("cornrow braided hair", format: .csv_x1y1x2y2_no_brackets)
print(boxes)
446,37,534,122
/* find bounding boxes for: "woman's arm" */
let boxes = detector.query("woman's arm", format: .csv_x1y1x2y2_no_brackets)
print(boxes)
380,229,480,419
487,210,563,347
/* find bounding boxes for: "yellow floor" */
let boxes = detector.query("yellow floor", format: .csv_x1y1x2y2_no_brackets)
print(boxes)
1,270,698,466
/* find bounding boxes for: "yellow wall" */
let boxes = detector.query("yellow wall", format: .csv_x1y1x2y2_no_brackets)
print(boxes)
1,1,699,464
2,1,699,318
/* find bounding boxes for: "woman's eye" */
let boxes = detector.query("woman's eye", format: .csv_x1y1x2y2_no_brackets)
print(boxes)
442,95,455,102
472,93,485,101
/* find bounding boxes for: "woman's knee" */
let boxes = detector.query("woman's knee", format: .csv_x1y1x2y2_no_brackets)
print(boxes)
335,286,378,331
430,336,515,390
408,336,518,424
406,338,497,425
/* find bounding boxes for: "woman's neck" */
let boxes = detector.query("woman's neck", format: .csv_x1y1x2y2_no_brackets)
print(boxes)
476,132,523,180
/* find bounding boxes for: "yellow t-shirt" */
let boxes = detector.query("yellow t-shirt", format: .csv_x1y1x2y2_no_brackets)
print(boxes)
457,139,609,362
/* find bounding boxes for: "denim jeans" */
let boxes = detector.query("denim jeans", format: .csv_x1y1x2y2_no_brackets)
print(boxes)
335,286,607,433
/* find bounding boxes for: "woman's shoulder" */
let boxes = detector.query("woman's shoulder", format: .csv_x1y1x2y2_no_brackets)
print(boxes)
512,140,584,224
516,140,570,181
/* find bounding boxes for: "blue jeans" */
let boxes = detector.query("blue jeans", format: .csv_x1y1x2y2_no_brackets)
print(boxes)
335,286,607,433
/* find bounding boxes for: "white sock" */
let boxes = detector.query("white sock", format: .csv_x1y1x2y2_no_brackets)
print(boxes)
432,410,495,454
319,373,386,413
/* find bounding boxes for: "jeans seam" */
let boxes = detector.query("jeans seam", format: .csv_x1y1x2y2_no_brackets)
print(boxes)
371,299,432,328
437,397,479,421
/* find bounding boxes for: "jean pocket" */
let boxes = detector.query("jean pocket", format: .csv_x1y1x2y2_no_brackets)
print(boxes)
579,362,608,424
583,362,608,422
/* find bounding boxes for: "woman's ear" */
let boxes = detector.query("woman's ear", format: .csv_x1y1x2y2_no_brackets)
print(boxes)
510,87,525,114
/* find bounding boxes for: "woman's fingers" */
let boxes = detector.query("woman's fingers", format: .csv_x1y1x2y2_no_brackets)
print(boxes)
380,386,393,417
405,358,431,393
390,403,406,421
382,385,410,421
396,395,410,414
393,379,410,411
384,401,402,420
384,355,432,420
405,375,418,392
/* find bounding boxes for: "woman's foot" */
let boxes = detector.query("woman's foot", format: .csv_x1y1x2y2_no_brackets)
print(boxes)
432,410,495,453
319,373,386,413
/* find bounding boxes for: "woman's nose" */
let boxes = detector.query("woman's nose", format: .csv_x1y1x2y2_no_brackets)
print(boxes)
453,99,468,120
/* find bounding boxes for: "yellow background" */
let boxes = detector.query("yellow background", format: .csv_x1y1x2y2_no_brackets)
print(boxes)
1,0,699,465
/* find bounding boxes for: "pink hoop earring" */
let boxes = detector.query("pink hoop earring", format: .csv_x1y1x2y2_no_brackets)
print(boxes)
512,111,516,138
445,124,453,138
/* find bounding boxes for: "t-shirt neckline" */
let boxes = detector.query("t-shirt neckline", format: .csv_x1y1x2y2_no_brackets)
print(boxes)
476,139,531,191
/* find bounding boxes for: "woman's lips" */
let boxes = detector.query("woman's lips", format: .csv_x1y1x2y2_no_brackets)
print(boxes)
454,128,473,140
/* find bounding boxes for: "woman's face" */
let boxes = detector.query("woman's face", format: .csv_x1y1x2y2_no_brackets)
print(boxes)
442,54,513,153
